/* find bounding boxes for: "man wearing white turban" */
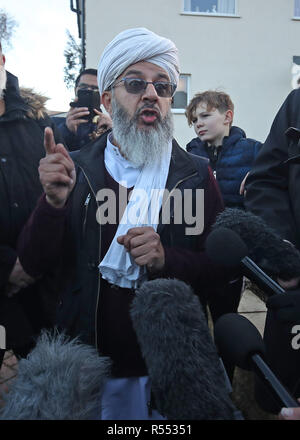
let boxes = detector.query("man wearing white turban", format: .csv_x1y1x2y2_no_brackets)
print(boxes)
16,28,232,419
97,28,180,96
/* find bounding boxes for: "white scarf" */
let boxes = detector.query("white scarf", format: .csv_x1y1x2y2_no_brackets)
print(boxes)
98,137,172,289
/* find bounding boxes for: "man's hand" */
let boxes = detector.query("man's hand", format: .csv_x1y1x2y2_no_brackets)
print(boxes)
39,127,76,209
117,226,165,273
6,258,35,297
66,106,89,134
279,400,300,419
93,109,112,135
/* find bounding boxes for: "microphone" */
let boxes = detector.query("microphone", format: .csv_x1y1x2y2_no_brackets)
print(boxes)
213,208,300,281
130,278,238,420
206,227,285,297
0,331,111,420
214,313,300,410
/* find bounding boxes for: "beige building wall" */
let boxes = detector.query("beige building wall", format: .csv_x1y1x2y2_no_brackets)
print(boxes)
85,0,300,148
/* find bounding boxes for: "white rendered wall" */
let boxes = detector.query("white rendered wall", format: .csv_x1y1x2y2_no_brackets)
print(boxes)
85,0,300,148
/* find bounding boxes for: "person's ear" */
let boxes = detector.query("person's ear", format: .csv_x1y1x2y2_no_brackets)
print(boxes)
224,109,233,126
1,54,5,65
101,91,113,116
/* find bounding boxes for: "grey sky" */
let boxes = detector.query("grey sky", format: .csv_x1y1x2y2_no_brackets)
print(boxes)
1,0,79,111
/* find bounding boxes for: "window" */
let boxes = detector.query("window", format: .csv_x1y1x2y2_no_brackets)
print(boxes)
295,0,300,17
172,74,190,112
292,56,300,89
183,0,236,15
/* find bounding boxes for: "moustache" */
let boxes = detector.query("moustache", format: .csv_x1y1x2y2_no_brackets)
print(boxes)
135,104,162,122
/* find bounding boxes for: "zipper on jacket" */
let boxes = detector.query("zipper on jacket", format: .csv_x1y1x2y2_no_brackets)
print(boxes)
159,172,198,246
159,172,198,224
82,193,91,237
78,166,102,351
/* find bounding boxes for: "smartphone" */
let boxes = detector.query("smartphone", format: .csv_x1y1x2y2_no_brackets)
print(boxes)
70,89,101,121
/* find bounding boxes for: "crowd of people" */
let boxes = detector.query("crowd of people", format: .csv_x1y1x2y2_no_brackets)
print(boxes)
0,27,300,420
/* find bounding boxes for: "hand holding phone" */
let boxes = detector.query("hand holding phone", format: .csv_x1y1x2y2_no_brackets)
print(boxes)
67,89,101,134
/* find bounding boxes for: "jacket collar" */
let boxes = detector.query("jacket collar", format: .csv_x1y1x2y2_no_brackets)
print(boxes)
187,125,246,151
166,139,198,191
1,71,29,121
71,131,198,195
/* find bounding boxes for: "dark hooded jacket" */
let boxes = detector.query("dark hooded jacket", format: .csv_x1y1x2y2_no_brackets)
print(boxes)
245,88,300,249
0,71,63,354
186,126,262,208
245,88,300,410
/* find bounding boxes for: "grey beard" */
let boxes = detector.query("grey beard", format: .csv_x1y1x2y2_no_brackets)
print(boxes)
0,66,7,99
111,96,174,168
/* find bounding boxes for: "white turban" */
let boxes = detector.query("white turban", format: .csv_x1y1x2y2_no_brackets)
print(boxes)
97,27,180,95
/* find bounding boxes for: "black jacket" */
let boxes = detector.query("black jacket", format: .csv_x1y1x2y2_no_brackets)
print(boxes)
18,131,229,376
0,71,63,352
245,88,300,409
245,88,300,248
64,134,224,346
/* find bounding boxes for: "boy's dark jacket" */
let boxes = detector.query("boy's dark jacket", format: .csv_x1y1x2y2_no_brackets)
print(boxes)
186,126,262,208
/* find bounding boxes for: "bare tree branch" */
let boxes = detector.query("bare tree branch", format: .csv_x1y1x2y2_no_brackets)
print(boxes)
0,9,18,48
64,30,81,90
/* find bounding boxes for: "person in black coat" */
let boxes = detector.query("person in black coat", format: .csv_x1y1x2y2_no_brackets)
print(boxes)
0,43,63,367
245,87,300,250
13,28,239,418
245,88,300,415
52,69,112,151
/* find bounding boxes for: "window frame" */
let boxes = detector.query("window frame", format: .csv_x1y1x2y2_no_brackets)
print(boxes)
293,0,300,19
171,73,190,114
181,0,240,18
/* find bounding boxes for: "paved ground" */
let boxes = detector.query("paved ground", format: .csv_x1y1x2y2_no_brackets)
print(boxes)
0,284,277,419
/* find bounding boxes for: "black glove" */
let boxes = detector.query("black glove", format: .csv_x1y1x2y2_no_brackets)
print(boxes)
266,289,300,324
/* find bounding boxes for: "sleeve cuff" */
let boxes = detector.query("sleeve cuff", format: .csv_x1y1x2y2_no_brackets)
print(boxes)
38,193,70,217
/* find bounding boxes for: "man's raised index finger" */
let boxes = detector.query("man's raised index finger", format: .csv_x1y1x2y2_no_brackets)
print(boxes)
44,127,57,155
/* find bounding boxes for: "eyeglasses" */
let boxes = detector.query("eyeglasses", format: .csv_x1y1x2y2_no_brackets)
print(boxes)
111,77,177,98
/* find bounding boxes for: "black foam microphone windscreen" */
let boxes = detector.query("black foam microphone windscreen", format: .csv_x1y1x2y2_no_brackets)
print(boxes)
205,227,285,296
0,331,111,420
206,227,285,296
214,313,265,370
214,313,300,409
213,208,300,280
206,226,248,267
131,278,237,420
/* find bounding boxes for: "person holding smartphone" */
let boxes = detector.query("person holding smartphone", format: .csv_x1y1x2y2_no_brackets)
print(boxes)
53,68,112,151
